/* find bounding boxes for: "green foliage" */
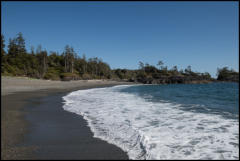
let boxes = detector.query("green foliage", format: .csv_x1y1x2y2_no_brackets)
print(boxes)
144,65,158,74
1,35,5,56
114,69,125,79
2,33,114,80
112,68,135,80
136,71,147,80
157,60,164,70
1,35,6,72
217,67,239,82
60,72,77,77
184,65,192,75
138,61,144,70
2,63,17,76
81,73,91,80
3,32,237,84
44,72,60,80
60,72,80,81
43,67,61,80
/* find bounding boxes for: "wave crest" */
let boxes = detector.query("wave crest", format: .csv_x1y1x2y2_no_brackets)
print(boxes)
63,85,239,160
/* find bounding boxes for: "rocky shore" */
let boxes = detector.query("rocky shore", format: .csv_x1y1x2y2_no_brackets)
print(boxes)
130,75,214,84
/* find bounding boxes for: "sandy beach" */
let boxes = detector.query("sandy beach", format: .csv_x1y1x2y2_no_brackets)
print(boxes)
1,76,133,159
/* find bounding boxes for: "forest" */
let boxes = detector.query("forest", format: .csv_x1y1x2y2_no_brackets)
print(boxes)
1,33,239,83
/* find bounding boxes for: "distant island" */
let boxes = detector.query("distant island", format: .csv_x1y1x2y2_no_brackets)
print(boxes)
1,33,239,84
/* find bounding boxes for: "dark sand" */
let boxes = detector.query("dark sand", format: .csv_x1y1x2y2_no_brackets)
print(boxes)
2,84,130,159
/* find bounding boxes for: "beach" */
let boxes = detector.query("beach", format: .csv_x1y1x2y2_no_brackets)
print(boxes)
1,76,132,159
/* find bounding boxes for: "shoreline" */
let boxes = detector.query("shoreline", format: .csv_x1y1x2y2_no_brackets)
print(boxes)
1,76,135,96
1,77,133,159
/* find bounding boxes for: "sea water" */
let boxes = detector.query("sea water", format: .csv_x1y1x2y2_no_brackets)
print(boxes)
62,82,239,160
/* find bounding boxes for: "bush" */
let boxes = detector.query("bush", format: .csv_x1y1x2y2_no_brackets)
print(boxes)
60,72,80,81
44,72,60,80
81,73,91,80
3,64,18,76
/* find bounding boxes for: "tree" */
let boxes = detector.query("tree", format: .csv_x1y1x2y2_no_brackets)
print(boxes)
172,66,178,72
36,45,42,55
216,67,238,81
138,61,144,70
170,66,178,75
38,50,48,78
63,45,75,73
2,33,220,82
92,57,100,76
203,72,211,79
70,47,75,73
157,60,164,70
82,53,87,74
187,65,191,72
162,66,168,74
145,63,150,67
1,35,5,57
30,46,35,55
15,32,26,54
7,33,27,75
114,69,124,79
185,65,192,75
179,69,184,74
35,45,48,78
42,50,48,75
1,35,6,72
145,65,158,74
8,38,18,57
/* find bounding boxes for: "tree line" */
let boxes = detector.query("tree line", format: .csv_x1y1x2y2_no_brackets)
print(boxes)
1,33,112,80
1,33,238,83
216,67,239,82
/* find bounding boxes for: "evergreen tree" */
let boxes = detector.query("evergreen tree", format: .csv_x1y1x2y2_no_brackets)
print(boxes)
8,38,18,57
63,45,75,73
1,35,5,57
185,65,192,75
138,61,144,70
2,33,221,83
1,35,6,72
157,60,164,70
15,32,26,54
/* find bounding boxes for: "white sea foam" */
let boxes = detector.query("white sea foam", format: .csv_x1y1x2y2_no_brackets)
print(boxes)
62,85,239,160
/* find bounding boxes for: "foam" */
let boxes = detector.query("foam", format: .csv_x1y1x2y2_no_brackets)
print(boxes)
62,85,239,160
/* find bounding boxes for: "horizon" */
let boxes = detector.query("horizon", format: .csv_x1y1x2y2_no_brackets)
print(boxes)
1,1,239,78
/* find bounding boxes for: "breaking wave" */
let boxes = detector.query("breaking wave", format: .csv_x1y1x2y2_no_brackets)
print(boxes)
62,85,239,160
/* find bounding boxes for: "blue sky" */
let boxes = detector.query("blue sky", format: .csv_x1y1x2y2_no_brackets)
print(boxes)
1,1,239,77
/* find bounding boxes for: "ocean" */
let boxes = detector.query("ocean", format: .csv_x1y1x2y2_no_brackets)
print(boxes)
62,82,239,160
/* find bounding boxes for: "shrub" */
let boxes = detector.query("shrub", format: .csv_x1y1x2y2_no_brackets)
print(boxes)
3,64,18,76
81,73,91,80
60,72,80,81
44,72,60,80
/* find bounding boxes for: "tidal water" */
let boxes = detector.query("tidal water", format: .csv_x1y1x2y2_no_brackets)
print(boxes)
63,82,239,160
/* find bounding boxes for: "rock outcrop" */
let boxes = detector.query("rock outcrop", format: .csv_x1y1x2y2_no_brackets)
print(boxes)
132,75,212,84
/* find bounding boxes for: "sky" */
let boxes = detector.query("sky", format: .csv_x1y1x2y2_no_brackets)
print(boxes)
1,1,239,77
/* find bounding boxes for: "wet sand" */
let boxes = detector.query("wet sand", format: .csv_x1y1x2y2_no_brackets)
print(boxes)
1,77,132,159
